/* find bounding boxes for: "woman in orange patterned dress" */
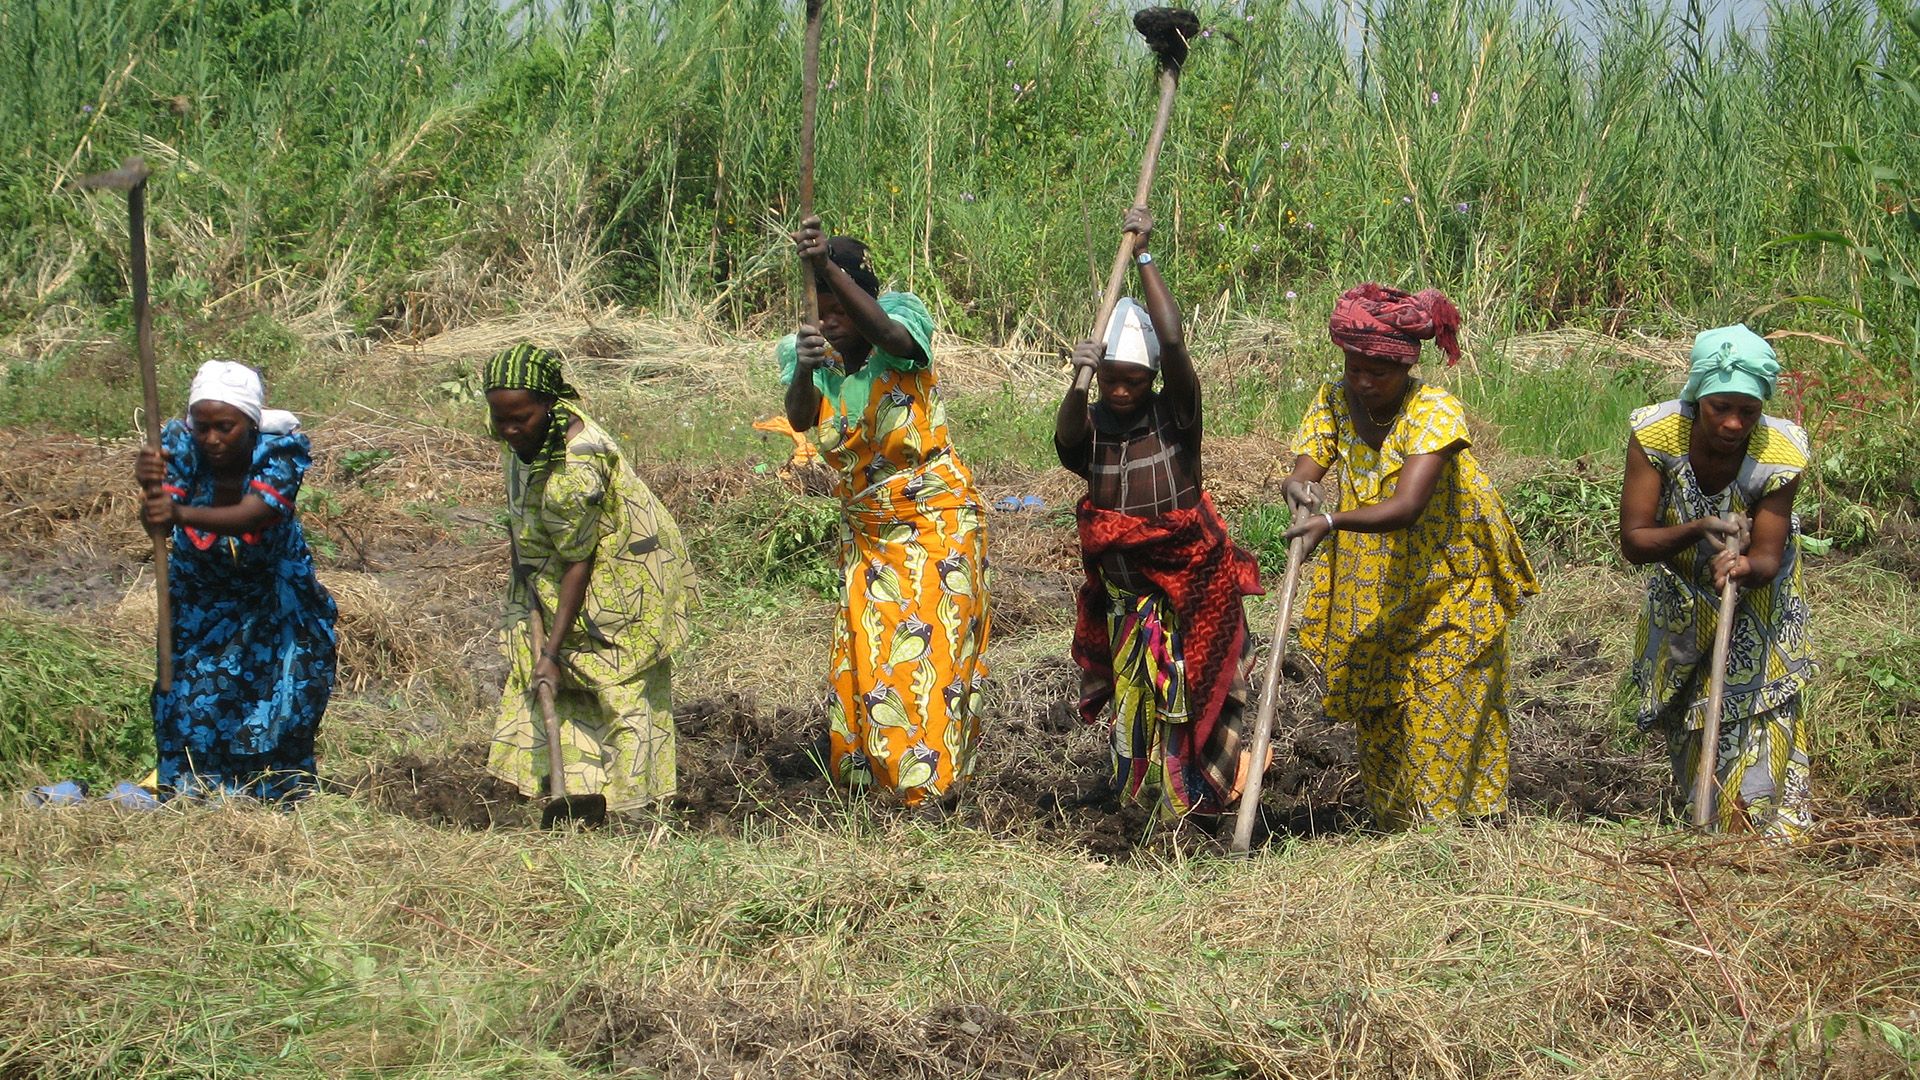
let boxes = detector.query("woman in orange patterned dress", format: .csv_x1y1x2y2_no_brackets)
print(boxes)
777,216,990,815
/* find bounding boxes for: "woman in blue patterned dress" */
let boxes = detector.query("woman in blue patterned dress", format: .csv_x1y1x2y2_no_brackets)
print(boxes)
133,360,338,800
1619,326,1815,839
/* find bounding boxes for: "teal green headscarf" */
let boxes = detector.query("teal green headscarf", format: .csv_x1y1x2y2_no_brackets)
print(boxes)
1682,324,1779,403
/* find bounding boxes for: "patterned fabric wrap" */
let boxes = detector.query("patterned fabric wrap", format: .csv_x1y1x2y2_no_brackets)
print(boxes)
1072,492,1263,813
1664,693,1812,842
1682,324,1779,403
1099,580,1254,816
153,420,337,799
1327,283,1462,366
489,408,694,811
1628,400,1814,733
1290,380,1538,825
1352,637,1511,826
778,293,991,808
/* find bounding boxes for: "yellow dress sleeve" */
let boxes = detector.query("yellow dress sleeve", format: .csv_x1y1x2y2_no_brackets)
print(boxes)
1290,381,1342,467
1401,387,1471,456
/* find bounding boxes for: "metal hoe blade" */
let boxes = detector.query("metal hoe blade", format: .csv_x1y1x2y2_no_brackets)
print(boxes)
76,156,150,193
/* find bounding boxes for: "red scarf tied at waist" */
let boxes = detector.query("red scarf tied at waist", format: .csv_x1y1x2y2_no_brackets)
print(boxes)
1072,491,1263,741
1328,282,1462,366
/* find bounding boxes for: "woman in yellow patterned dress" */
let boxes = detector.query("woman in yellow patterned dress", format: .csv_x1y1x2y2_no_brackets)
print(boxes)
1282,284,1539,828
482,344,694,815
1620,325,1814,839
778,217,990,814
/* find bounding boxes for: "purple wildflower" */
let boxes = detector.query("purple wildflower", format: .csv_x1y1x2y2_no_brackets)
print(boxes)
1285,290,1298,300
1428,91,1440,106
81,104,94,114
1280,140,1292,150
961,192,976,204
1401,195,1412,204
1455,202,1471,214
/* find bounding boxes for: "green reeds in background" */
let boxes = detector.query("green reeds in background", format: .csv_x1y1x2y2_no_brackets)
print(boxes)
2,0,1917,351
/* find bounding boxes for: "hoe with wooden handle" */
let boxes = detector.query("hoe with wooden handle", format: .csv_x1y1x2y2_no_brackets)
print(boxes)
798,0,826,324
528,595,608,829
1231,489,1317,854
1073,8,1202,393
1692,513,1749,829
76,157,171,694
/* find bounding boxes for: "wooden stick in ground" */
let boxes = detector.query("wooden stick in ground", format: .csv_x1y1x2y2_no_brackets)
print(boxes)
1073,64,1183,394
527,600,571,808
78,157,171,693
1231,506,1314,854
798,0,826,325
1692,513,1747,829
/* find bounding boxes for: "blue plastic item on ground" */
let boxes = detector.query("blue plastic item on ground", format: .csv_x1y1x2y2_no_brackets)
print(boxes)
993,494,1045,512
23,780,87,808
102,782,161,811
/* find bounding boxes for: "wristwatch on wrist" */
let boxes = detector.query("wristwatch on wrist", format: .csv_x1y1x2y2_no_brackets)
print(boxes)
1136,251,1153,266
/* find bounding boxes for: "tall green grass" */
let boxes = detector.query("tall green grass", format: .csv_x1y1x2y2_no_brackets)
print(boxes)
2,0,1917,356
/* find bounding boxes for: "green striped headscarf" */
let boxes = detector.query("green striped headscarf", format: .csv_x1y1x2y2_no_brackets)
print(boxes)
483,343,578,400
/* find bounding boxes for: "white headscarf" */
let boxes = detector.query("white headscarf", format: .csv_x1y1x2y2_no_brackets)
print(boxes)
1103,297,1161,371
188,359,301,435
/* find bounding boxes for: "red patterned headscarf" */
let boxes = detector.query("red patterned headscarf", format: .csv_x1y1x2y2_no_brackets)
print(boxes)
1328,283,1462,366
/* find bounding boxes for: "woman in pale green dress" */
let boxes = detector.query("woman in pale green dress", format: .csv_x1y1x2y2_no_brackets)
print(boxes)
482,344,694,812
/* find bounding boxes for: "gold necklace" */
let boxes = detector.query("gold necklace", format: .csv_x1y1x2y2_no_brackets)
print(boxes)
1354,387,1405,427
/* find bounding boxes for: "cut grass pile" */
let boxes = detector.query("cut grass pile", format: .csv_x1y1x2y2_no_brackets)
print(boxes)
0,607,151,792
3,801,1918,1077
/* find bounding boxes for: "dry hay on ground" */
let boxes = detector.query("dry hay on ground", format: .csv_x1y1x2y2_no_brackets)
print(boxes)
545,980,1106,1080
377,312,1059,401
0,428,144,560
114,566,491,700
1494,327,1690,373
1216,316,1693,375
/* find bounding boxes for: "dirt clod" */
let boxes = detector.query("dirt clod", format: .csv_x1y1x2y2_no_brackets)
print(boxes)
351,744,530,829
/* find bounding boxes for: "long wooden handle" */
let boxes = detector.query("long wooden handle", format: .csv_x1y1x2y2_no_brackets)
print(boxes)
130,179,173,694
527,601,568,801
1691,520,1746,828
1231,529,1311,854
1074,66,1181,393
798,0,826,326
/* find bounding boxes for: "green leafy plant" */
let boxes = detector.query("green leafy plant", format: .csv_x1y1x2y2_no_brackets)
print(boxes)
1500,458,1622,566
339,448,394,480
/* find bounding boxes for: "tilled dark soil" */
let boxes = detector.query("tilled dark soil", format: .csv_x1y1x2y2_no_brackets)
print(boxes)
349,743,532,829
354,646,1671,860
